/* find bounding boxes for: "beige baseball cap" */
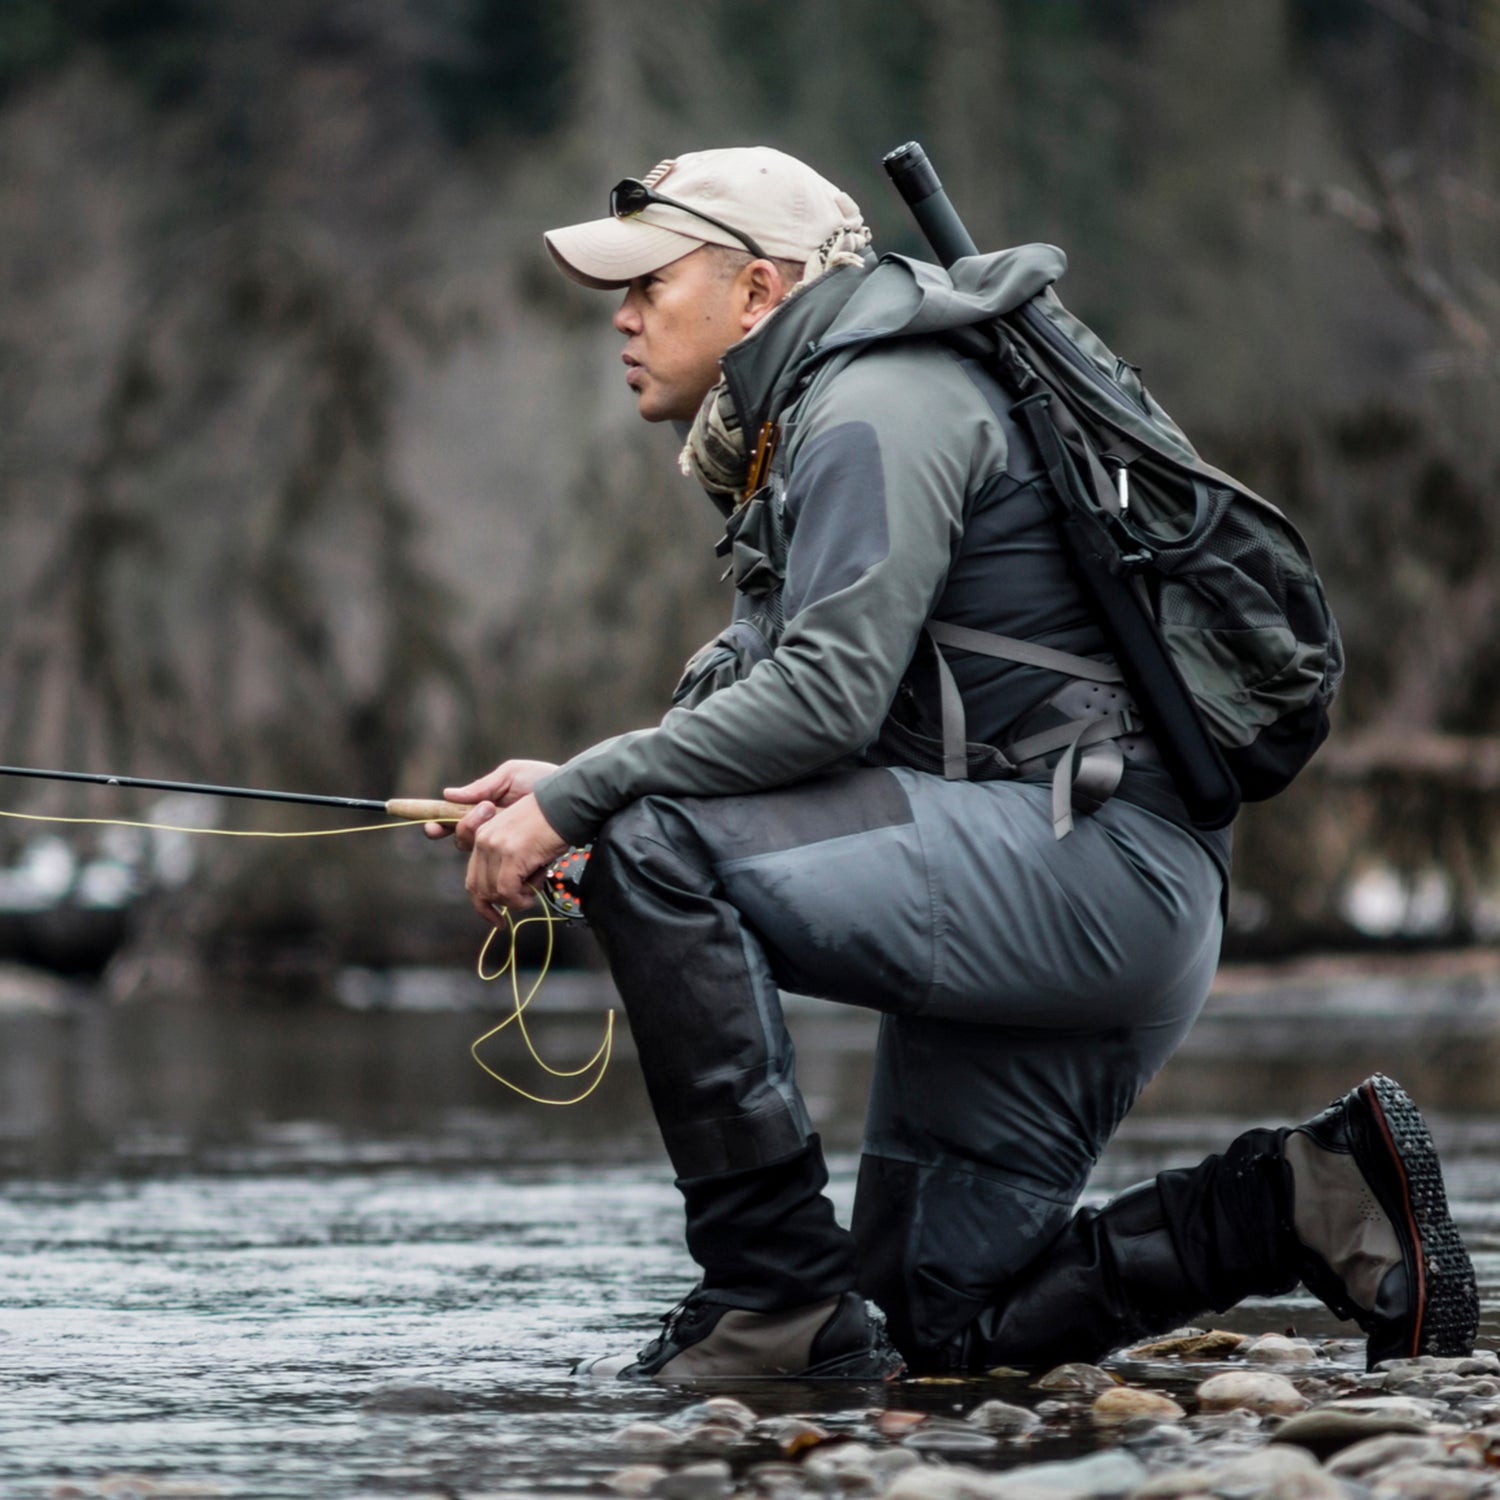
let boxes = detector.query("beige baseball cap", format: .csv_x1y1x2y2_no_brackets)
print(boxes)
544,147,869,290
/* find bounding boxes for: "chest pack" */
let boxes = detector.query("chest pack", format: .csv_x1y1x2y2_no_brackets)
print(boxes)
883,143,1344,832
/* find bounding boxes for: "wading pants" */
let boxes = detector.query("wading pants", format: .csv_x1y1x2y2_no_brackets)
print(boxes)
580,766,1225,1368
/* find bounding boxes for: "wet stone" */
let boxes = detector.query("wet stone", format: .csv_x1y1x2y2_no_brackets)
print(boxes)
1194,1371,1308,1416
606,1466,669,1497
1317,1394,1449,1425
1325,1434,1476,1479
677,1424,743,1448
1271,1407,1430,1459
987,1448,1148,1496
760,1416,830,1455
613,1421,684,1454
741,1461,806,1496
803,1441,921,1491
1369,1464,1495,1500
882,1467,999,1500
1242,1333,1322,1365
901,1417,1001,1453
1120,1419,1194,1449
1090,1387,1186,1427
1188,1407,1264,1436
1034,1362,1120,1394
966,1399,1042,1436
874,1410,930,1439
1378,1354,1500,1379
1129,1468,1218,1500
1191,1444,1346,1500
1434,1380,1500,1401
649,1459,733,1500
673,1397,757,1433
1124,1329,1248,1361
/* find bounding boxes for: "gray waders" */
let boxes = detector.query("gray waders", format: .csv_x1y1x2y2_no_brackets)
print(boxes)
580,766,1231,1369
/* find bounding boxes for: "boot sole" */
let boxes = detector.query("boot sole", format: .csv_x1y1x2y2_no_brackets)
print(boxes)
1359,1074,1479,1362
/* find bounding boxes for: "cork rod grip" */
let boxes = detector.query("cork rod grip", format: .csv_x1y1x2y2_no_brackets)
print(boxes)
385,798,473,822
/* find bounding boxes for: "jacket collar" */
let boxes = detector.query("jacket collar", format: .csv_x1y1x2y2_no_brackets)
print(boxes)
716,244,1069,440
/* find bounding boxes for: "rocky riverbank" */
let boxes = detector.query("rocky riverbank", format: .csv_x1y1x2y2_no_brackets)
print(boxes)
590,1334,1500,1500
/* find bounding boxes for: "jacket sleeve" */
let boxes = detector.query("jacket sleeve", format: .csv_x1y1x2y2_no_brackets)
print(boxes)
533,346,1004,846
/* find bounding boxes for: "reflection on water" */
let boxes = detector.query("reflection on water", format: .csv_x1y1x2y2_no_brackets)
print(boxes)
2,961,1500,1497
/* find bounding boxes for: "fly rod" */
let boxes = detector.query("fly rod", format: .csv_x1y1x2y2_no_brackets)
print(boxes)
0,764,468,822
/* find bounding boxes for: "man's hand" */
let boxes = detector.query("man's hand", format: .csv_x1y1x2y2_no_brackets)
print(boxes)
422,759,559,844
463,794,569,922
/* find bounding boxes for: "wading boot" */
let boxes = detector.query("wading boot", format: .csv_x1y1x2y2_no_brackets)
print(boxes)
1285,1072,1478,1368
574,1288,906,1382
942,1074,1475,1374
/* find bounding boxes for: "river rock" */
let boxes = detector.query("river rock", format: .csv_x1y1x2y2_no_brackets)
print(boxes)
1243,1334,1321,1365
1317,1394,1449,1425
804,1441,921,1490
875,1410,930,1438
1378,1353,1500,1379
606,1466,668,1497
1194,1371,1308,1415
882,1467,1000,1500
1271,1407,1430,1459
1090,1386,1186,1427
760,1416,830,1455
1124,1329,1248,1360
902,1417,1002,1453
1326,1434,1476,1479
800,1442,877,1489
672,1397,756,1433
1369,1464,1495,1500
1129,1470,1219,1500
741,1461,806,1496
612,1421,683,1454
1194,1445,1346,1500
988,1449,1148,1496
649,1459,732,1500
967,1399,1042,1436
1034,1362,1119,1394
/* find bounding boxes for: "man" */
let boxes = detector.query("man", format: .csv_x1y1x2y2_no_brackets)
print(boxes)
432,148,1478,1380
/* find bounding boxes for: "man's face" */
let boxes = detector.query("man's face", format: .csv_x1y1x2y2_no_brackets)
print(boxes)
613,248,753,423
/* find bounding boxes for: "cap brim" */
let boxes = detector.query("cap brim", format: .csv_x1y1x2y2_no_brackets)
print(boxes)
544,216,705,289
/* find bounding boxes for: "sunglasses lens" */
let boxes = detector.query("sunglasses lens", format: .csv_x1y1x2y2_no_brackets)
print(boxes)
611,180,649,218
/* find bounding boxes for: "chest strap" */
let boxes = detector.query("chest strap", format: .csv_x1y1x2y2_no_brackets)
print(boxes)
925,620,1142,838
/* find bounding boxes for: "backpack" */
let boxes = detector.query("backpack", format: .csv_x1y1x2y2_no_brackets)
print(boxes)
884,147,1342,832
977,286,1344,830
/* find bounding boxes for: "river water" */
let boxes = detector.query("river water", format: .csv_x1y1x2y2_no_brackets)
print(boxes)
4,956,1500,1498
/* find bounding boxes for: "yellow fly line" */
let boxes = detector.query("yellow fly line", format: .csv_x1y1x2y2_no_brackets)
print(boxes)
0,805,611,1105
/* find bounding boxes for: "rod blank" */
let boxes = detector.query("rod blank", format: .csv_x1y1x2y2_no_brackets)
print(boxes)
0,764,465,818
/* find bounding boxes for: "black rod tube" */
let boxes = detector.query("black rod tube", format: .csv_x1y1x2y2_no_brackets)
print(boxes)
0,765,388,812
882,141,978,268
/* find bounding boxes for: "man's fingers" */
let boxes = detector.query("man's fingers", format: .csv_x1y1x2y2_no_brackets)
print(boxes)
452,801,498,852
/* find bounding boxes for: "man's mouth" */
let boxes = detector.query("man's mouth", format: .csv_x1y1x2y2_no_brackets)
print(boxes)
623,354,644,389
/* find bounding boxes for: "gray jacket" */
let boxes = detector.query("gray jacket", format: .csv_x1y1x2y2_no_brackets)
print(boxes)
534,248,1224,867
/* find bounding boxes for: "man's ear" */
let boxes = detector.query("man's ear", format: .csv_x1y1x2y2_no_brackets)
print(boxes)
739,260,788,332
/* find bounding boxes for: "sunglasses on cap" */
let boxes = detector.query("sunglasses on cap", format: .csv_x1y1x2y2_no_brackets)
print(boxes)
609,178,769,263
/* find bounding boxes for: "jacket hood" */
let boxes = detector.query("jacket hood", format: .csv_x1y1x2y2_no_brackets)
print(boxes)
719,244,1068,437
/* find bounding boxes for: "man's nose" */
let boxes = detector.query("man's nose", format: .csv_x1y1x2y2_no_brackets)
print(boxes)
614,292,642,335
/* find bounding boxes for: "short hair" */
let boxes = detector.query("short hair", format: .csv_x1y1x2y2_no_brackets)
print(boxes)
704,243,806,290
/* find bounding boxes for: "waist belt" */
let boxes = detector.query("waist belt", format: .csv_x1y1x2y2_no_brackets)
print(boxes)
925,619,1153,839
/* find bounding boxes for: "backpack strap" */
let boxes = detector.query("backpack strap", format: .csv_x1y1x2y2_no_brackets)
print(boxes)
924,620,1142,838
